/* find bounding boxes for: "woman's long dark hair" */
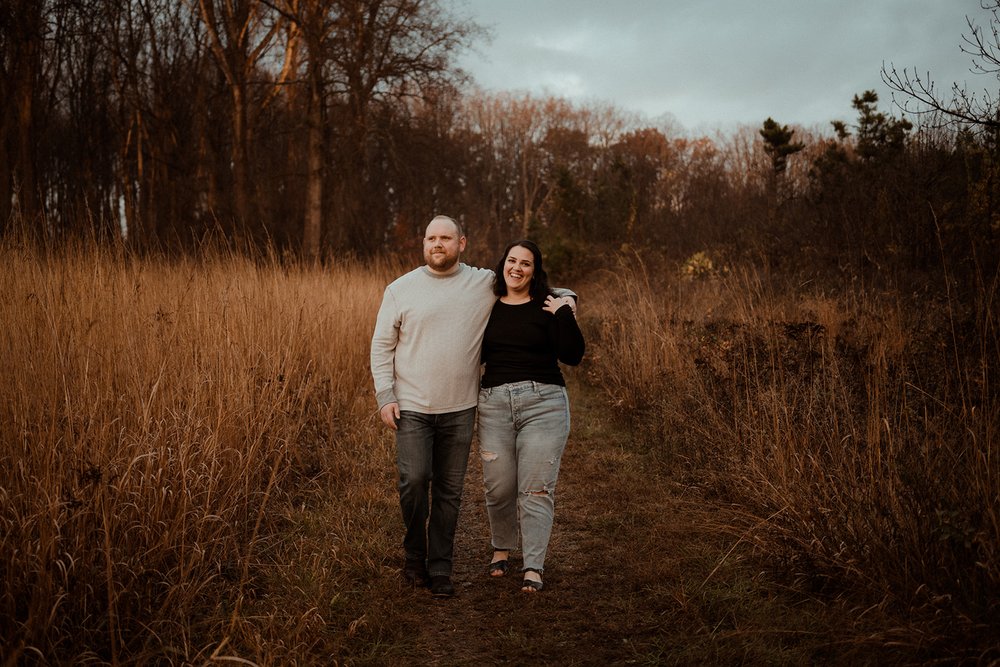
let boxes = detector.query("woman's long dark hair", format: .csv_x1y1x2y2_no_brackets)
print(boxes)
493,239,551,300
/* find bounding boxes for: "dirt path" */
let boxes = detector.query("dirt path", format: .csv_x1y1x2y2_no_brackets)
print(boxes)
369,381,878,665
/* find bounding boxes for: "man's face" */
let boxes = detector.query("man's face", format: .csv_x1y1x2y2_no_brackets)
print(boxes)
423,219,466,274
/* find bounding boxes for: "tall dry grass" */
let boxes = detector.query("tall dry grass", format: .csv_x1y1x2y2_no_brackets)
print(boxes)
583,253,999,658
4,232,996,661
0,237,392,662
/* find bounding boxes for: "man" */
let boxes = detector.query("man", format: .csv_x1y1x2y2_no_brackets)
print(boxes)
370,215,496,598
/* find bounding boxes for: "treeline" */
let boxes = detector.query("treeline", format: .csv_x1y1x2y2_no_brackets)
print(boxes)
2,0,999,275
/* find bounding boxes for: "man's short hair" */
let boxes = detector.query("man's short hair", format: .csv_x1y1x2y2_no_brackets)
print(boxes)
427,215,463,237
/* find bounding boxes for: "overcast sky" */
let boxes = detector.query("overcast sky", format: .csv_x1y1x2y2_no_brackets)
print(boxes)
454,0,992,134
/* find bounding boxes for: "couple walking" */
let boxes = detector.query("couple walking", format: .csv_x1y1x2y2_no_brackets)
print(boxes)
370,215,585,597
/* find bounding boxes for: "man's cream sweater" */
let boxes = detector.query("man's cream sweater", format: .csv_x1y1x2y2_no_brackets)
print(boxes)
370,263,495,414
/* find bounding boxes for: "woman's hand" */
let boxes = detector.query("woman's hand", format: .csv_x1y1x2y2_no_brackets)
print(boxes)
543,294,577,316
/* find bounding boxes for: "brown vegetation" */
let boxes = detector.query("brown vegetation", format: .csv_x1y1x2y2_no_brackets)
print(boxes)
1,236,996,664
585,251,1000,661
0,237,388,662
4,2,1000,662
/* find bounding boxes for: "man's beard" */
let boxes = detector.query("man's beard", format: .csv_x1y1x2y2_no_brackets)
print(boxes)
426,251,458,271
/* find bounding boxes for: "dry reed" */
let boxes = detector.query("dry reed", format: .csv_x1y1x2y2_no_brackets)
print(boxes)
0,237,391,662
584,253,999,659
3,233,996,661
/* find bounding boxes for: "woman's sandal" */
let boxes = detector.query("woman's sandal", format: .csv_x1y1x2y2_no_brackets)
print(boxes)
488,552,510,577
488,559,509,577
521,568,544,592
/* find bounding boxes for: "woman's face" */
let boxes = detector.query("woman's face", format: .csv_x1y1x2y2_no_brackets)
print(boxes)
503,245,535,295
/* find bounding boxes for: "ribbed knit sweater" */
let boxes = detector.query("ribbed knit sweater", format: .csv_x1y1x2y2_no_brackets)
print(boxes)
370,263,496,414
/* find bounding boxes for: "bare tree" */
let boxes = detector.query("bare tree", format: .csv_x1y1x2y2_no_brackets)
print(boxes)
266,0,333,261
103,0,211,246
193,0,284,226
459,92,581,248
882,1,1000,129
326,0,478,254
0,1,14,232
2,0,46,230
261,0,477,257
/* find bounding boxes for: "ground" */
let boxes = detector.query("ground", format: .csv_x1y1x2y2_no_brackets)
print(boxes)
328,380,904,666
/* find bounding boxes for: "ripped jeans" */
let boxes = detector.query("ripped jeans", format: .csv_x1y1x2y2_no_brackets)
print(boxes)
477,381,571,572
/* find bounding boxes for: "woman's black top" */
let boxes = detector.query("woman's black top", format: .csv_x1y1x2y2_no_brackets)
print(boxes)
480,297,585,388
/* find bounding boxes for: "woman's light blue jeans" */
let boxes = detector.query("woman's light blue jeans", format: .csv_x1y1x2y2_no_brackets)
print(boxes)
477,381,571,572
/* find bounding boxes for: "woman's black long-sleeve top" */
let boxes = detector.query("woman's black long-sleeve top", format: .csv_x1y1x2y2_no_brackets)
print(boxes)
480,298,585,388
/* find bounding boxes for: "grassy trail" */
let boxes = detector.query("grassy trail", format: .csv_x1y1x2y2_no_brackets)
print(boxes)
319,378,893,665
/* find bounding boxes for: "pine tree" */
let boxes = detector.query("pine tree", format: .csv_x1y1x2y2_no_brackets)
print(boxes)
760,117,805,175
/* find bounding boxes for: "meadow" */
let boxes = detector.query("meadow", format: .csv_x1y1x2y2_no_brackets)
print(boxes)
1,235,997,664
585,253,999,658
1,237,394,662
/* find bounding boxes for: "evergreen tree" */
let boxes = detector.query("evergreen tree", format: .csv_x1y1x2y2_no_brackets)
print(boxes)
759,117,804,175
852,90,912,161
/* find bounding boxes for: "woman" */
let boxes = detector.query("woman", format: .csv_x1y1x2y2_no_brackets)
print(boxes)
478,239,585,592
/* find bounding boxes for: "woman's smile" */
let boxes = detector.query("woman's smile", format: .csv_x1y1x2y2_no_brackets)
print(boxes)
503,246,535,295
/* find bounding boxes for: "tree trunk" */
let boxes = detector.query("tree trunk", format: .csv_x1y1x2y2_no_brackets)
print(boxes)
117,118,138,245
13,19,41,232
0,113,11,233
232,83,250,227
303,66,323,261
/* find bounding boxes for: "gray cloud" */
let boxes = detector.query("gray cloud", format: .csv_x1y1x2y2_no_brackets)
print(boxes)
455,0,988,132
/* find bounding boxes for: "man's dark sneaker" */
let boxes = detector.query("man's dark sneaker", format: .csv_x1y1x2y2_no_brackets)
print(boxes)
429,575,455,598
403,559,429,588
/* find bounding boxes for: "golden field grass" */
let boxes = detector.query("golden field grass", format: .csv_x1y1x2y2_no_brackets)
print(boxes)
0,238,394,662
583,254,999,658
1,237,997,664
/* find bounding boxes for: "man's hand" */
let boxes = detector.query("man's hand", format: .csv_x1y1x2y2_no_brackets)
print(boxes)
380,402,401,430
